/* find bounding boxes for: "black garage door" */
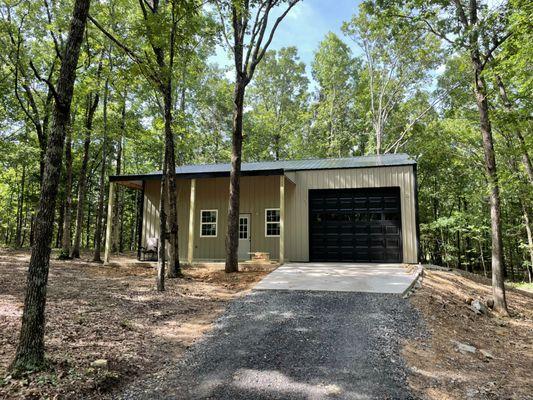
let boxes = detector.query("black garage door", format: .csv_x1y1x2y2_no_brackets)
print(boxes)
309,188,402,262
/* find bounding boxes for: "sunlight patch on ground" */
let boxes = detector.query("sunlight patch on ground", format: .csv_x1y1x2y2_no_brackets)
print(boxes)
231,369,345,399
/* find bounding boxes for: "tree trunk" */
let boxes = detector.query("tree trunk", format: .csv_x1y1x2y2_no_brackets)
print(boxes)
22,203,30,247
71,93,99,258
59,120,74,259
273,134,280,161
56,196,64,249
523,203,533,283
225,79,246,273
471,56,509,315
463,198,473,272
10,0,91,373
15,165,26,248
85,182,92,249
164,83,181,278
93,78,109,262
157,160,168,291
112,99,124,253
479,240,487,278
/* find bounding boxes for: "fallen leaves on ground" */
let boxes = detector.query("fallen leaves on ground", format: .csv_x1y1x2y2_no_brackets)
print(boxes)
404,269,533,400
0,249,274,399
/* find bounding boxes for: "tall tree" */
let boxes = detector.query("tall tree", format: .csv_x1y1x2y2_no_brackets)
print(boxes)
216,0,300,273
59,109,75,259
311,32,358,157
90,0,204,287
112,94,124,253
378,0,511,314
246,47,309,160
10,0,91,373
93,73,110,262
0,1,59,182
343,8,442,154
71,87,100,258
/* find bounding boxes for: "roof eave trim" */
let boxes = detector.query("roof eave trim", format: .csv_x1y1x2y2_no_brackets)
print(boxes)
109,168,285,182
109,160,416,183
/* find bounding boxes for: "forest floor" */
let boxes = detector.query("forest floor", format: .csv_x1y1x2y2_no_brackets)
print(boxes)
405,269,533,400
3,250,532,400
0,248,274,400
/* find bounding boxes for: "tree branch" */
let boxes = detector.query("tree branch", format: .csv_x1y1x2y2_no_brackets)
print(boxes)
248,0,299,81
481,31,512,69
453,0,470,27
214,0,235,55
385,86,457,153
29,60,59,104
88,15,143,66
43,0,63,61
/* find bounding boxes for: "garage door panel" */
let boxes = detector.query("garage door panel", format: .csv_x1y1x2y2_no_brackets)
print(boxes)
354,239,369,248
309,188,402,263
385,225,401,235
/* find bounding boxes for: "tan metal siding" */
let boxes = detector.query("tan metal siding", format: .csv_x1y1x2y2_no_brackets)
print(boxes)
141,165,417,263
194,176,280,260
285,165,418,263
142,176,281,261
142,178,190,255
142,180,159,248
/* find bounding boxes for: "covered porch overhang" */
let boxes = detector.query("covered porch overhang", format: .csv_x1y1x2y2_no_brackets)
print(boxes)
105,169,296,265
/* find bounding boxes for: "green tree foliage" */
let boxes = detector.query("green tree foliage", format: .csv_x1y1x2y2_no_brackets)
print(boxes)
310,32,359,157
343,7,442,154
245,47,310,160
0,0,531,294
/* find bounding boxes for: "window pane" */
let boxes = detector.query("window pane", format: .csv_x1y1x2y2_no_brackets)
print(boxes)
266,209,280,222
201,223,216,236
239,218,248,239
266,222,280,236
202,211,216,223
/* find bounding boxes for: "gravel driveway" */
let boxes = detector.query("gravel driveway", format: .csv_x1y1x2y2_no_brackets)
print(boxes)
118,290,423,400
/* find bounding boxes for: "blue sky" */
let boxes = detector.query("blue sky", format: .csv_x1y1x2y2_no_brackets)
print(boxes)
210,0,363,81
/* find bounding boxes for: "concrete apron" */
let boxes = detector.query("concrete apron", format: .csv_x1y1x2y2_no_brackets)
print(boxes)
253,263,420,294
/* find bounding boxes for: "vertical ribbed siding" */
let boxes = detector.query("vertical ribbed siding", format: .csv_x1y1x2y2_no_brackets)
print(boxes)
143,175,281,261
141,165,418,263
285,165,418,263
193,176,280,260
142,179,190,257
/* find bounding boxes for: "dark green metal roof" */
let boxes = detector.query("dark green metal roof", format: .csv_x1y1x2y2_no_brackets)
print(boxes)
110,154,416,182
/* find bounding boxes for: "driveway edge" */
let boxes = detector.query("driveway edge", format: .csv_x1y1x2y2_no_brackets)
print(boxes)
402,264,424,297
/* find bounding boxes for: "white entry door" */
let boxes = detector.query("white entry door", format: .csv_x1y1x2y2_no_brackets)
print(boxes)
238,214,251,260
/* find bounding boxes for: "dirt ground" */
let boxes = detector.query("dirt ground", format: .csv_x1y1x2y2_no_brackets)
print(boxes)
405,269,533,400
0,249,274,400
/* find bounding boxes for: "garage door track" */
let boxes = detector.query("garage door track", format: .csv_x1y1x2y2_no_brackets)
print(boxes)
119,290,423,400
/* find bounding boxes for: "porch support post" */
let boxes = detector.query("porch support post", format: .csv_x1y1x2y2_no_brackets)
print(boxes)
104,181,115,265
187,179,196,264
279,175,285,264
136,181,145,260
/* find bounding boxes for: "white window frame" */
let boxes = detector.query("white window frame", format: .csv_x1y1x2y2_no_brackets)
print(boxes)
265,208,281,237
200,209,218,237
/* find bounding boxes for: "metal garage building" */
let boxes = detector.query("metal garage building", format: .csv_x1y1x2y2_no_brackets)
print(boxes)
107,153,420,264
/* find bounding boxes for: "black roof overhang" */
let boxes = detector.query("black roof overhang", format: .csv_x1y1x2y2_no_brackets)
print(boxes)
109,168,286,184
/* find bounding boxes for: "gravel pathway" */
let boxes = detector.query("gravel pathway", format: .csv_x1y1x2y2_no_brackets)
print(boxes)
118,290,424,400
